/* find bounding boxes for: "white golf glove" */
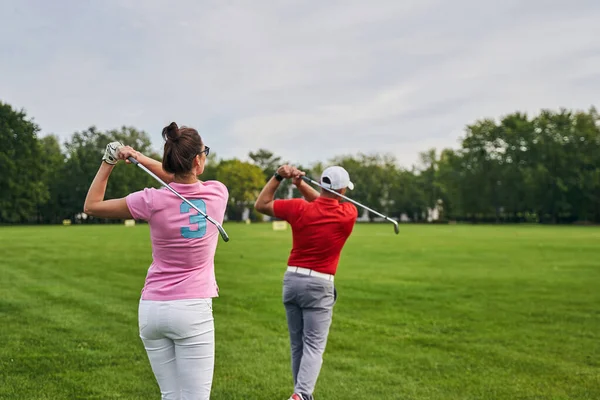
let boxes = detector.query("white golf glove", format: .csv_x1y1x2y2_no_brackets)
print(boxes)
102,141,124,165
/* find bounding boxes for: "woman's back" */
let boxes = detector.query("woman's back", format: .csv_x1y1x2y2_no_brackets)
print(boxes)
127,180,228,301
84,122,225,399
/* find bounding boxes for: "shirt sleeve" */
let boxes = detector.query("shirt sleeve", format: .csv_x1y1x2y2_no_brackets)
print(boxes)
273,199,305,223
216,182,229,221
125,188,154,220
342,202,359,233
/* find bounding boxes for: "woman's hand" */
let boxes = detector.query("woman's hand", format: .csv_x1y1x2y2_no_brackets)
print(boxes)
84,142,133,219
102,142,124,165
117,145,139,164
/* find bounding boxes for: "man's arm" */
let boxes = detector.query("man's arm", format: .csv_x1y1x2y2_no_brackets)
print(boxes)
118,146,175,183
254,165,293,217
293,176,320,202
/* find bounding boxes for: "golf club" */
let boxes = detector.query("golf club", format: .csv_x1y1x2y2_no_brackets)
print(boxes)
128,157,230,242
301,176,399,234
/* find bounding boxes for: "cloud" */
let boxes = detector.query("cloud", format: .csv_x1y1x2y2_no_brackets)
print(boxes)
0,0,599,168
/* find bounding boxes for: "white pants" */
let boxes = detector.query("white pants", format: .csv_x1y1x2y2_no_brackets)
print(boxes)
139,299,215,400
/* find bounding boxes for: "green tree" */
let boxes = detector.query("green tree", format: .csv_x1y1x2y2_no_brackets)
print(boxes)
201,152,220,182
309,161,326,179
459,119,503,221
249,149,281,180
571,107,600,222
494,112,535,222
248,149,297,200
433,107,600,223
388,167,427,221
216,159,265,220
435,148,464,220
416,148,439,211
0,102,48,223
38,135,66,223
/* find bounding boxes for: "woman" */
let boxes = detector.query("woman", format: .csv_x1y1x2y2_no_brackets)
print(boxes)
84,122,228,400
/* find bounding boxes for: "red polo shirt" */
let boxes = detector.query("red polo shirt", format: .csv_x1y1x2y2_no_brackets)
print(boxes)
273,196,358,275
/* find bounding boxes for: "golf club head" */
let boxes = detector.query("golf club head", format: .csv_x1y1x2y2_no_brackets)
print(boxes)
217,225,230,242
393,222,399,234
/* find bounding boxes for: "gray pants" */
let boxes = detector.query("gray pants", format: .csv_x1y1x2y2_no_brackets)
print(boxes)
283,271,337,400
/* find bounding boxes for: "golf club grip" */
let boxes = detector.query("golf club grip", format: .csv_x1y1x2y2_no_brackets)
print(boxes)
128,156,230,242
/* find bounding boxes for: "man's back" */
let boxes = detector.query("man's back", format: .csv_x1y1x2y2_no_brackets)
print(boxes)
254,164,358,400
274,196,358,275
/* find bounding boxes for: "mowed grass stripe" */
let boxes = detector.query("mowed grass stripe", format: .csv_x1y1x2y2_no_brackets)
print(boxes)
1,224,599,399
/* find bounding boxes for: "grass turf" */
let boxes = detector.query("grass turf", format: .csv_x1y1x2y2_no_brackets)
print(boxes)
0,223,599,399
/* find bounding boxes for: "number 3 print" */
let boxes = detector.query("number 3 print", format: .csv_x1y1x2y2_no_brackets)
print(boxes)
180,199,207,239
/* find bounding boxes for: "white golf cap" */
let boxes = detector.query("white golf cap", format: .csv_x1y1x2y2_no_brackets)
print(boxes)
320,166,354,190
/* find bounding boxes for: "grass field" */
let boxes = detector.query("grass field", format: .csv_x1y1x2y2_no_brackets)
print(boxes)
1,223,599,400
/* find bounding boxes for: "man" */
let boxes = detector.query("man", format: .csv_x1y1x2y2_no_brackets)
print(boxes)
254,164,358,400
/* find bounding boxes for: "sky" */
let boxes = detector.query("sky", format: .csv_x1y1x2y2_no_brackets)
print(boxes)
1,0,599,168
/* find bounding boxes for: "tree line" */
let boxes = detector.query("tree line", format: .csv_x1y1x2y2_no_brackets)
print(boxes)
1,100,599,225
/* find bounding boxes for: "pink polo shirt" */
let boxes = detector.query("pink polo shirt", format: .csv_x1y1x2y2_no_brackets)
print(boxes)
126,180,228,301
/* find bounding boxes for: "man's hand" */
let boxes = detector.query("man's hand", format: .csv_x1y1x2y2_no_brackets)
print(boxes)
276,165,294,179
291,167,306,187
117,145,140,164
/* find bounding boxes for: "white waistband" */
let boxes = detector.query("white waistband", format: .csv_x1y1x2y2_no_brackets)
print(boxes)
287,266,334,282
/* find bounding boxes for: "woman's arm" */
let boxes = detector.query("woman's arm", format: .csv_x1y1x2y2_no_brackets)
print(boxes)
118,146,174,183
83,161,132,219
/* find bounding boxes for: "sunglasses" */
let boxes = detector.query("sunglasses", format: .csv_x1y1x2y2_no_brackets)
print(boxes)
199,146,210,157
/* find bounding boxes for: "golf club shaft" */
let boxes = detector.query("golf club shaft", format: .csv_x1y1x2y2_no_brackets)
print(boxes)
128,157,229,242
302,176,399,231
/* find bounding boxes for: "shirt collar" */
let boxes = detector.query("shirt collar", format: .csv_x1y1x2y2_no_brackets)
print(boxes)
167,181,203,192
315,196,340,204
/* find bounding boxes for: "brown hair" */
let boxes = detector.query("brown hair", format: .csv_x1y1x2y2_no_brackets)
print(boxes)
161,122,204,175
